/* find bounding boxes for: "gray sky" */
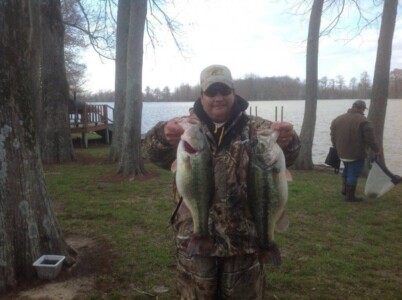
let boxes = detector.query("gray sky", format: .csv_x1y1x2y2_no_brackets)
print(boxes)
83,0,402,93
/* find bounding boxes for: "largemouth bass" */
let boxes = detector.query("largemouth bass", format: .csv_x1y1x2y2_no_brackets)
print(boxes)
175,122,214,255
247,131,289,265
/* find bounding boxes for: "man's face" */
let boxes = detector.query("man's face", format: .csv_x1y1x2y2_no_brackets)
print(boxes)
356,106,366,115
200,83,235,123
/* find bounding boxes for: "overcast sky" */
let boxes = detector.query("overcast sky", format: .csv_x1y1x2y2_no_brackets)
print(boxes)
83,0,402,93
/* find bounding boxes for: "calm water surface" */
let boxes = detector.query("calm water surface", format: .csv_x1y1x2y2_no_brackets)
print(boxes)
101,99,402,175
247,99,402,175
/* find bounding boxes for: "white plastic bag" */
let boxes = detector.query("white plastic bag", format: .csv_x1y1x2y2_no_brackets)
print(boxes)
365,157,401,198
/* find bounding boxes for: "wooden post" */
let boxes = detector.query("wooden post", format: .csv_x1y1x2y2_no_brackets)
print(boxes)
74,91,78,126
103,105,108,124
275,106,278,121
83,105,88,129
82,132,88,148
105,128,110,144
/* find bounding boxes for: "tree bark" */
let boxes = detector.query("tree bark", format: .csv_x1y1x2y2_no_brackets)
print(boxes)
294,0,323,170
39,0,74,163
0,0,73,292
109,0,130,162
29,0,42,137
118,0,147,176
367,0,398,170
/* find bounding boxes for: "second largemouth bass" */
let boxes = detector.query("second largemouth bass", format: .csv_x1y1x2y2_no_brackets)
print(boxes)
247,131,289,265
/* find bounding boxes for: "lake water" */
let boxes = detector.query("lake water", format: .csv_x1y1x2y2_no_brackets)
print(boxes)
98,99,402,175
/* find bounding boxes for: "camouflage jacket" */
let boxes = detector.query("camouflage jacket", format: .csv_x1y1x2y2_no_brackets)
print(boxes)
144,95,301,257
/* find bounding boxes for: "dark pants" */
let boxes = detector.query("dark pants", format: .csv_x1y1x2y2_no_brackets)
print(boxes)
342,159,365,186
176,251,265,299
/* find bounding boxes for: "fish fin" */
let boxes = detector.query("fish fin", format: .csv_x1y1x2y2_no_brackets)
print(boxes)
258,243,281,266
186,235,215,256
275,211,289,233
285,169,293,182
171,160,177,172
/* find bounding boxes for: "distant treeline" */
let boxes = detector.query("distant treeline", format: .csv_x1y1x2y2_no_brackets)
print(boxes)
83,69,402,102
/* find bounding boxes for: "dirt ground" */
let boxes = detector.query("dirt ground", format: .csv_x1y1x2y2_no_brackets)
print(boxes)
2,147,125,300
3,235,114,300
1,145,163,300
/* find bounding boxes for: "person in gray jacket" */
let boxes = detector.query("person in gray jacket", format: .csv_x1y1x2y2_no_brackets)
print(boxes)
330,100,380,202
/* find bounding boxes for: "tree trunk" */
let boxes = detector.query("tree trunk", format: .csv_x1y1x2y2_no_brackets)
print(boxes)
29,0,42,137
0,1,73,292
366,0,398,171
109,0,130,162
294,0,323,170
118,0,147,176
39,0,74,163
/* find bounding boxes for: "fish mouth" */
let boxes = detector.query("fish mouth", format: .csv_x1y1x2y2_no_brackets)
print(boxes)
183,140,197,154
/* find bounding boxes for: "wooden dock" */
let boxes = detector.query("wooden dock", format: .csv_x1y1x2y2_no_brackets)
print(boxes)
69,104,113,148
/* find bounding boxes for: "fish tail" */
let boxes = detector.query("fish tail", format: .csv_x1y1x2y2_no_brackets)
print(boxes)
258,242,281,266
186,235,215,256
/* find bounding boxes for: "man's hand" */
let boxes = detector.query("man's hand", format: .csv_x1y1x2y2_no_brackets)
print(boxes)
271,122,294,149
163,117,198,147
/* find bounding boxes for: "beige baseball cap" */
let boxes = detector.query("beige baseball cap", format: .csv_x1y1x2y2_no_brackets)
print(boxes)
200,64,234,91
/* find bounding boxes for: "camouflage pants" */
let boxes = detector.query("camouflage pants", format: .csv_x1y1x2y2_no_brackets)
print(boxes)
176,251,265,300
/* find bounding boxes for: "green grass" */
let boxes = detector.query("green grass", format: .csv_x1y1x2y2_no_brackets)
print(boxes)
71,132,102,140
44,146,402,299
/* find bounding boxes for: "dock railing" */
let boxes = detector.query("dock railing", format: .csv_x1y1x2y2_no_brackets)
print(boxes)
69,104,113,147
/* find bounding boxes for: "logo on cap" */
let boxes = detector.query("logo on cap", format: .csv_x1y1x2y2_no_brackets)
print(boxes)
200,64,234,91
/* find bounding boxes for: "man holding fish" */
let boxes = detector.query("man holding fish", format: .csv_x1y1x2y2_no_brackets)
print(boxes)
145,65,300,299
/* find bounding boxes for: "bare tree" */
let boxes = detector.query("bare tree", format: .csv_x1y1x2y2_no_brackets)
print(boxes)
41,0,120,163
62,0,89,92
294,0,324,170
349,77,357,89
349,77,358,98
358,71,371,98
39,0,74,163
367,0,398,169
0,1,74,291
389,68,402,98
162,86,171,101
29,0,42,137
109,0,130,163
118,0,147,176
66,0,117,60
336,75,345,90
112,0,182,175
291,0,385,169
319,76,328,89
